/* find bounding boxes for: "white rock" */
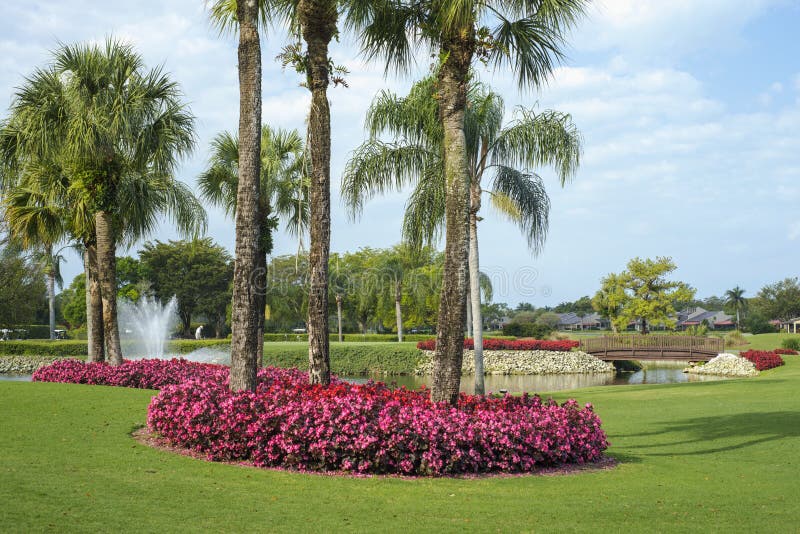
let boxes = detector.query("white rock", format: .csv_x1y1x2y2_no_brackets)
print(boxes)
415,350,615,376
685,353,758,377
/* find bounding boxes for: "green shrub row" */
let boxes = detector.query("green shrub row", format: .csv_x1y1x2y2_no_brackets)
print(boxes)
1,325,61,339
262,333,442,343
782,337,800,351
0,339,232,357
263,343,424,376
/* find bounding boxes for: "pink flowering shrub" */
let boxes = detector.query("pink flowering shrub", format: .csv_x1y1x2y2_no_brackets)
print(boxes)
148,370,607,476
34,359,608,476
32,358,231,389
417,338,579,352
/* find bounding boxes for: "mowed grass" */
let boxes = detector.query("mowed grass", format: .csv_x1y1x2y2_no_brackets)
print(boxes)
2,358,800,532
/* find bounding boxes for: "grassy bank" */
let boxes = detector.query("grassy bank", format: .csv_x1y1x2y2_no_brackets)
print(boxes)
2,357,799,531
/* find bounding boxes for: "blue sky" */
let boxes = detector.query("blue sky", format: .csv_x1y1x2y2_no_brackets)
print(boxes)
1,1,798,307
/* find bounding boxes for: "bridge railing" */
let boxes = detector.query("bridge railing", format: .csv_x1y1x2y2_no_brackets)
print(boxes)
580,335,724,356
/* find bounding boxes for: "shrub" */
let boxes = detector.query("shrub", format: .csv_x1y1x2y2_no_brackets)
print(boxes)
739,350,784,371
265,343,424,375
780,337,800,351
502,322,553,339
416,338,578,352
724,330,748,348
744,313,777,334
0,340,88,357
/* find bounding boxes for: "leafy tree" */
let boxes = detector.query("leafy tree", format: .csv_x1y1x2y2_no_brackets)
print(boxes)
754,278,800,321
724,286,747,330
60,273,87,329
554,296,593,315
0,244,47,327
139,239,233,338
536,311,562,329
354,0,588,403
595,257,695,334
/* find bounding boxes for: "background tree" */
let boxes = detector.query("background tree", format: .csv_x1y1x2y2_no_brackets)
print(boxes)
354,0,588,403
60,273,87,329
592,273,628,333
724,286,747,330
753,278,800,322
597,257,695,334
0,243,47,328
139,239,233,338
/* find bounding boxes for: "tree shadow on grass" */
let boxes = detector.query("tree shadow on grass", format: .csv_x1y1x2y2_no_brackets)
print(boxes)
615,411,800,457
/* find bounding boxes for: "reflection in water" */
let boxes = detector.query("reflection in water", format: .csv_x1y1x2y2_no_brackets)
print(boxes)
0,374,33,381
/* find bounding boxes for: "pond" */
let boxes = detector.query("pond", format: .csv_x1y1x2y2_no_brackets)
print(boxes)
0,362,733,393
349,362,732,393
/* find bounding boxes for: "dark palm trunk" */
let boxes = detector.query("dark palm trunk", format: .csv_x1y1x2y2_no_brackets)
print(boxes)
299,0,336,386
229,0,263,392
431,37,474,404
256,250,267,368
95,211,122,365
47,255,56,340
86,244,104,362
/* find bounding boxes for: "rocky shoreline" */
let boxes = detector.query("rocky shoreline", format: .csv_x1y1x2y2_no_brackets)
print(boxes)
416,350,615,376
685,353,758,377
0,355,62,374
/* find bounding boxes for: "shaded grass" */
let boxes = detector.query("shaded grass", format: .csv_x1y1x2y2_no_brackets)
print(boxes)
2,358,800,531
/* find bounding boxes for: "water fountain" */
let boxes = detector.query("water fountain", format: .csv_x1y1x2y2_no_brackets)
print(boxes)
117,296,231,364
118,296,179,359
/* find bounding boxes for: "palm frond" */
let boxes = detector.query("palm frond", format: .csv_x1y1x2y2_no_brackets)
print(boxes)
489,165,550,254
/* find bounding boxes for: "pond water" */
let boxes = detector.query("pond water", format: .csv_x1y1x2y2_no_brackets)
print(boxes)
346,362,731,393
0,362,732,393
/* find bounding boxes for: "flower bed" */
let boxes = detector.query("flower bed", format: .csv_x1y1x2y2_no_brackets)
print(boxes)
148,375,607,476
740,350,785,371
32,359,608,477
416,338,579,352
32,358,231,389
415,350,614,375
774,348,798,355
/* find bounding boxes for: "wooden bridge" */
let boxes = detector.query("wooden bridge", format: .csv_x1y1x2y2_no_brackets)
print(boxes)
580,335,724,361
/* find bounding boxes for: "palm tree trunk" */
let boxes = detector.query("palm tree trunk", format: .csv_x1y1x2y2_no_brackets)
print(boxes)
465,283,472,337
468,205,485,395
95,211,122,365
47,248,56,341
229,0,262,391
431,40,473,405
85,244,104,362
336,294,343,343
395,280,403,342
300,0,336,386
256,251,267,368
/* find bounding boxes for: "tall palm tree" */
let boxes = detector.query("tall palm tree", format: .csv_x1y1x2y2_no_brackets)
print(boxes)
343,78,581,394
1,40,199,365
198,125,308,365
353,0,589,403
724,286,747,330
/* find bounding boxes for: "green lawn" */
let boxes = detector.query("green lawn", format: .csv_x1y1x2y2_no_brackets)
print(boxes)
2,358,800,532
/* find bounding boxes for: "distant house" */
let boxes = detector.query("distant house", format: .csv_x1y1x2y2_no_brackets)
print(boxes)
676,307,735,330
557,312,609,330
779,317,800,334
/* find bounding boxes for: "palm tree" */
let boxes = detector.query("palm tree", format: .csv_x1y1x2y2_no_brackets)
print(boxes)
0,40,199,365
353,0,589,403
343,78,581,394
198,125,308,365
725,286,747,330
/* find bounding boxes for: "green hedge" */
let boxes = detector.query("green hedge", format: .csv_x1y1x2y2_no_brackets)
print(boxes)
0,340,88,357
0,339,232,357
263,333,440,343
1,325,58,339
264,343,423,375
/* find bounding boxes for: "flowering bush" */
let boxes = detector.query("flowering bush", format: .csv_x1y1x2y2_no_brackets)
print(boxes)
416,338,579,352
148,374,607,476
774,348,798,355
34,359,608,476
739,350,785,371
32,358,231,389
